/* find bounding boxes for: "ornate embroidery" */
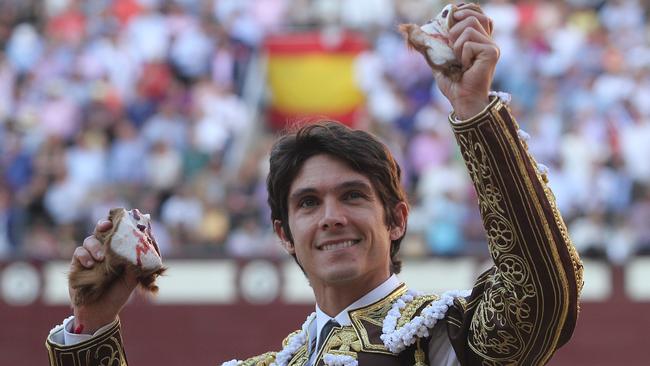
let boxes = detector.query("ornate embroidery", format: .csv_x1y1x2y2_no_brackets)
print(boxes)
47,318,127,366
483,184,505,214
348,285,408,354
448,96,582,364
322,327,362,357
457,124,536,361
396,294,439,329
92,338,126,366
286,346,308,366
484,213,515,253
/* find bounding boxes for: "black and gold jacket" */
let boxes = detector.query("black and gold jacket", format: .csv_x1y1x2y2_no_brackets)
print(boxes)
46,96,583,366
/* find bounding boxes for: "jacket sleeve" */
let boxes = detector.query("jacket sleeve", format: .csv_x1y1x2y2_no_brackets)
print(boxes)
444,94,584,365
46,318,128,366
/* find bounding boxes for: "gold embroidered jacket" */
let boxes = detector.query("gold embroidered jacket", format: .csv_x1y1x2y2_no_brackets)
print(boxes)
45,96,583,366
443,96,583,365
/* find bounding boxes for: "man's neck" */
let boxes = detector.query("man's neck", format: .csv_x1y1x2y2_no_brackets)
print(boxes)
313,273,392,317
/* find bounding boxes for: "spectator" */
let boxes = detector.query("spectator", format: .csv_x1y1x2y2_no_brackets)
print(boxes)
107,119,147,184
145,140,183,191
0,185,15,258
0,0,648,263
161,183,204,247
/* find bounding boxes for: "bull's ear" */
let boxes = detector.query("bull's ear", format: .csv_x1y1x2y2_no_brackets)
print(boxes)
274,220,295,254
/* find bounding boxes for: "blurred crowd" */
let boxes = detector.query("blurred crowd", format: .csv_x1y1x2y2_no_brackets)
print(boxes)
0,0,649,264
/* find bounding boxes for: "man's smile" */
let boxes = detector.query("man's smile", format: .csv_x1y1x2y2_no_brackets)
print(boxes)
317,239,361,251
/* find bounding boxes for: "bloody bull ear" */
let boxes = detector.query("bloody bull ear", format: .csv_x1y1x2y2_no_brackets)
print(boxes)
399,4,463,81
105,208,163,269
69,208,166,306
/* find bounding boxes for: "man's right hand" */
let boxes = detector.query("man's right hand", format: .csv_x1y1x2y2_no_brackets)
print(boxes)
69,220,138,334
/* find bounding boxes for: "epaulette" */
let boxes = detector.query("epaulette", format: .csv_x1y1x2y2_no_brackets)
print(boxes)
282,330,302,348
396,294,439,329
381,290,471,354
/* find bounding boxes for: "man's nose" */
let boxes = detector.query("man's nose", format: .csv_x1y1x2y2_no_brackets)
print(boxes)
318,199,348,229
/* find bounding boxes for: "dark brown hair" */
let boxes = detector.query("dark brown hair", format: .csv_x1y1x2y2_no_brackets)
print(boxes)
267,121,408,274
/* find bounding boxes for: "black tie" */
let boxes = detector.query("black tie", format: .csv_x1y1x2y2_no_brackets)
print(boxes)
316,319,339,353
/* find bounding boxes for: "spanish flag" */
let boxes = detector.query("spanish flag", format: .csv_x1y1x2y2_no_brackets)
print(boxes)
264,31,367,129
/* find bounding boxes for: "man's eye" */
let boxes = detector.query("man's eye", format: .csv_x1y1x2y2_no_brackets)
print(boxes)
344,191,365,200
299,197,318,208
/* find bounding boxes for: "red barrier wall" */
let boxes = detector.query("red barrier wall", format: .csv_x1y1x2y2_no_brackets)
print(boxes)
2,260,649,365
2,299,648,366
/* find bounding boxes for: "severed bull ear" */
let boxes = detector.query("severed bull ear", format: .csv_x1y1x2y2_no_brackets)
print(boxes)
69,208,166,306
399,4,463,81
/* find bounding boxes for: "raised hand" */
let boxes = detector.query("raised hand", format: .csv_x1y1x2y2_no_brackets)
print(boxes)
434,3,499,120
68,220,138,334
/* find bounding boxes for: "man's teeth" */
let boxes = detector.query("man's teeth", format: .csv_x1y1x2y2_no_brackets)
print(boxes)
321,240,357,251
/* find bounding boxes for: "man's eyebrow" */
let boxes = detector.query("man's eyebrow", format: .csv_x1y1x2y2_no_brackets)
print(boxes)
289,180,373,202
289,187,318,203
337,180,373,192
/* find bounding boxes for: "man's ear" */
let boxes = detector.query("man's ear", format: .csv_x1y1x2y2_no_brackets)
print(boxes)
274,220,295,254
389,201,409,241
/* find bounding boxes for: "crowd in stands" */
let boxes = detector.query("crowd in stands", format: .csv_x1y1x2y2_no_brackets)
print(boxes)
1,0,649,264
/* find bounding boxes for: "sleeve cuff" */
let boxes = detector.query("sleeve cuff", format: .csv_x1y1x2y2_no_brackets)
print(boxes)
449,91,511,125
48,316,118,346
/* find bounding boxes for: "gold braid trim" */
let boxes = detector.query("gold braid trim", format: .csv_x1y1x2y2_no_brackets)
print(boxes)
287,346,308,366
413,338,428,366
396,294,439,329
240,352,277,366
528,155,585,297
349,284,408,355
514,116,584,297
282,330,302,348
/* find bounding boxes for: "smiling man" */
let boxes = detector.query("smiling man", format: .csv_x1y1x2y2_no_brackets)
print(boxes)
270,132,409,317
45,4,583,366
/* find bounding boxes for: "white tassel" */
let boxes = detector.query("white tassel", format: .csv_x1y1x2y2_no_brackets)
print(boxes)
537,163,549,175
489,91,512,104
537,163,550,183
517,129,531,142
221,360,241,366
323,353,358,366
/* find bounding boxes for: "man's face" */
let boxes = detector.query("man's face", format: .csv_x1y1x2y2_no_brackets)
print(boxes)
275,154,406,291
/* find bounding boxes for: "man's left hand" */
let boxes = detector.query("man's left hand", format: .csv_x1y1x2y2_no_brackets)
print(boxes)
434,3,499,120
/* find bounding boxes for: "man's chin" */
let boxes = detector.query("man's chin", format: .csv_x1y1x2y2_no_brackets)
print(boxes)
320,267,362,284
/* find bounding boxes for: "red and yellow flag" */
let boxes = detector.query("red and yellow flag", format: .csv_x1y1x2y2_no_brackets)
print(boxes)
264,31,367,129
